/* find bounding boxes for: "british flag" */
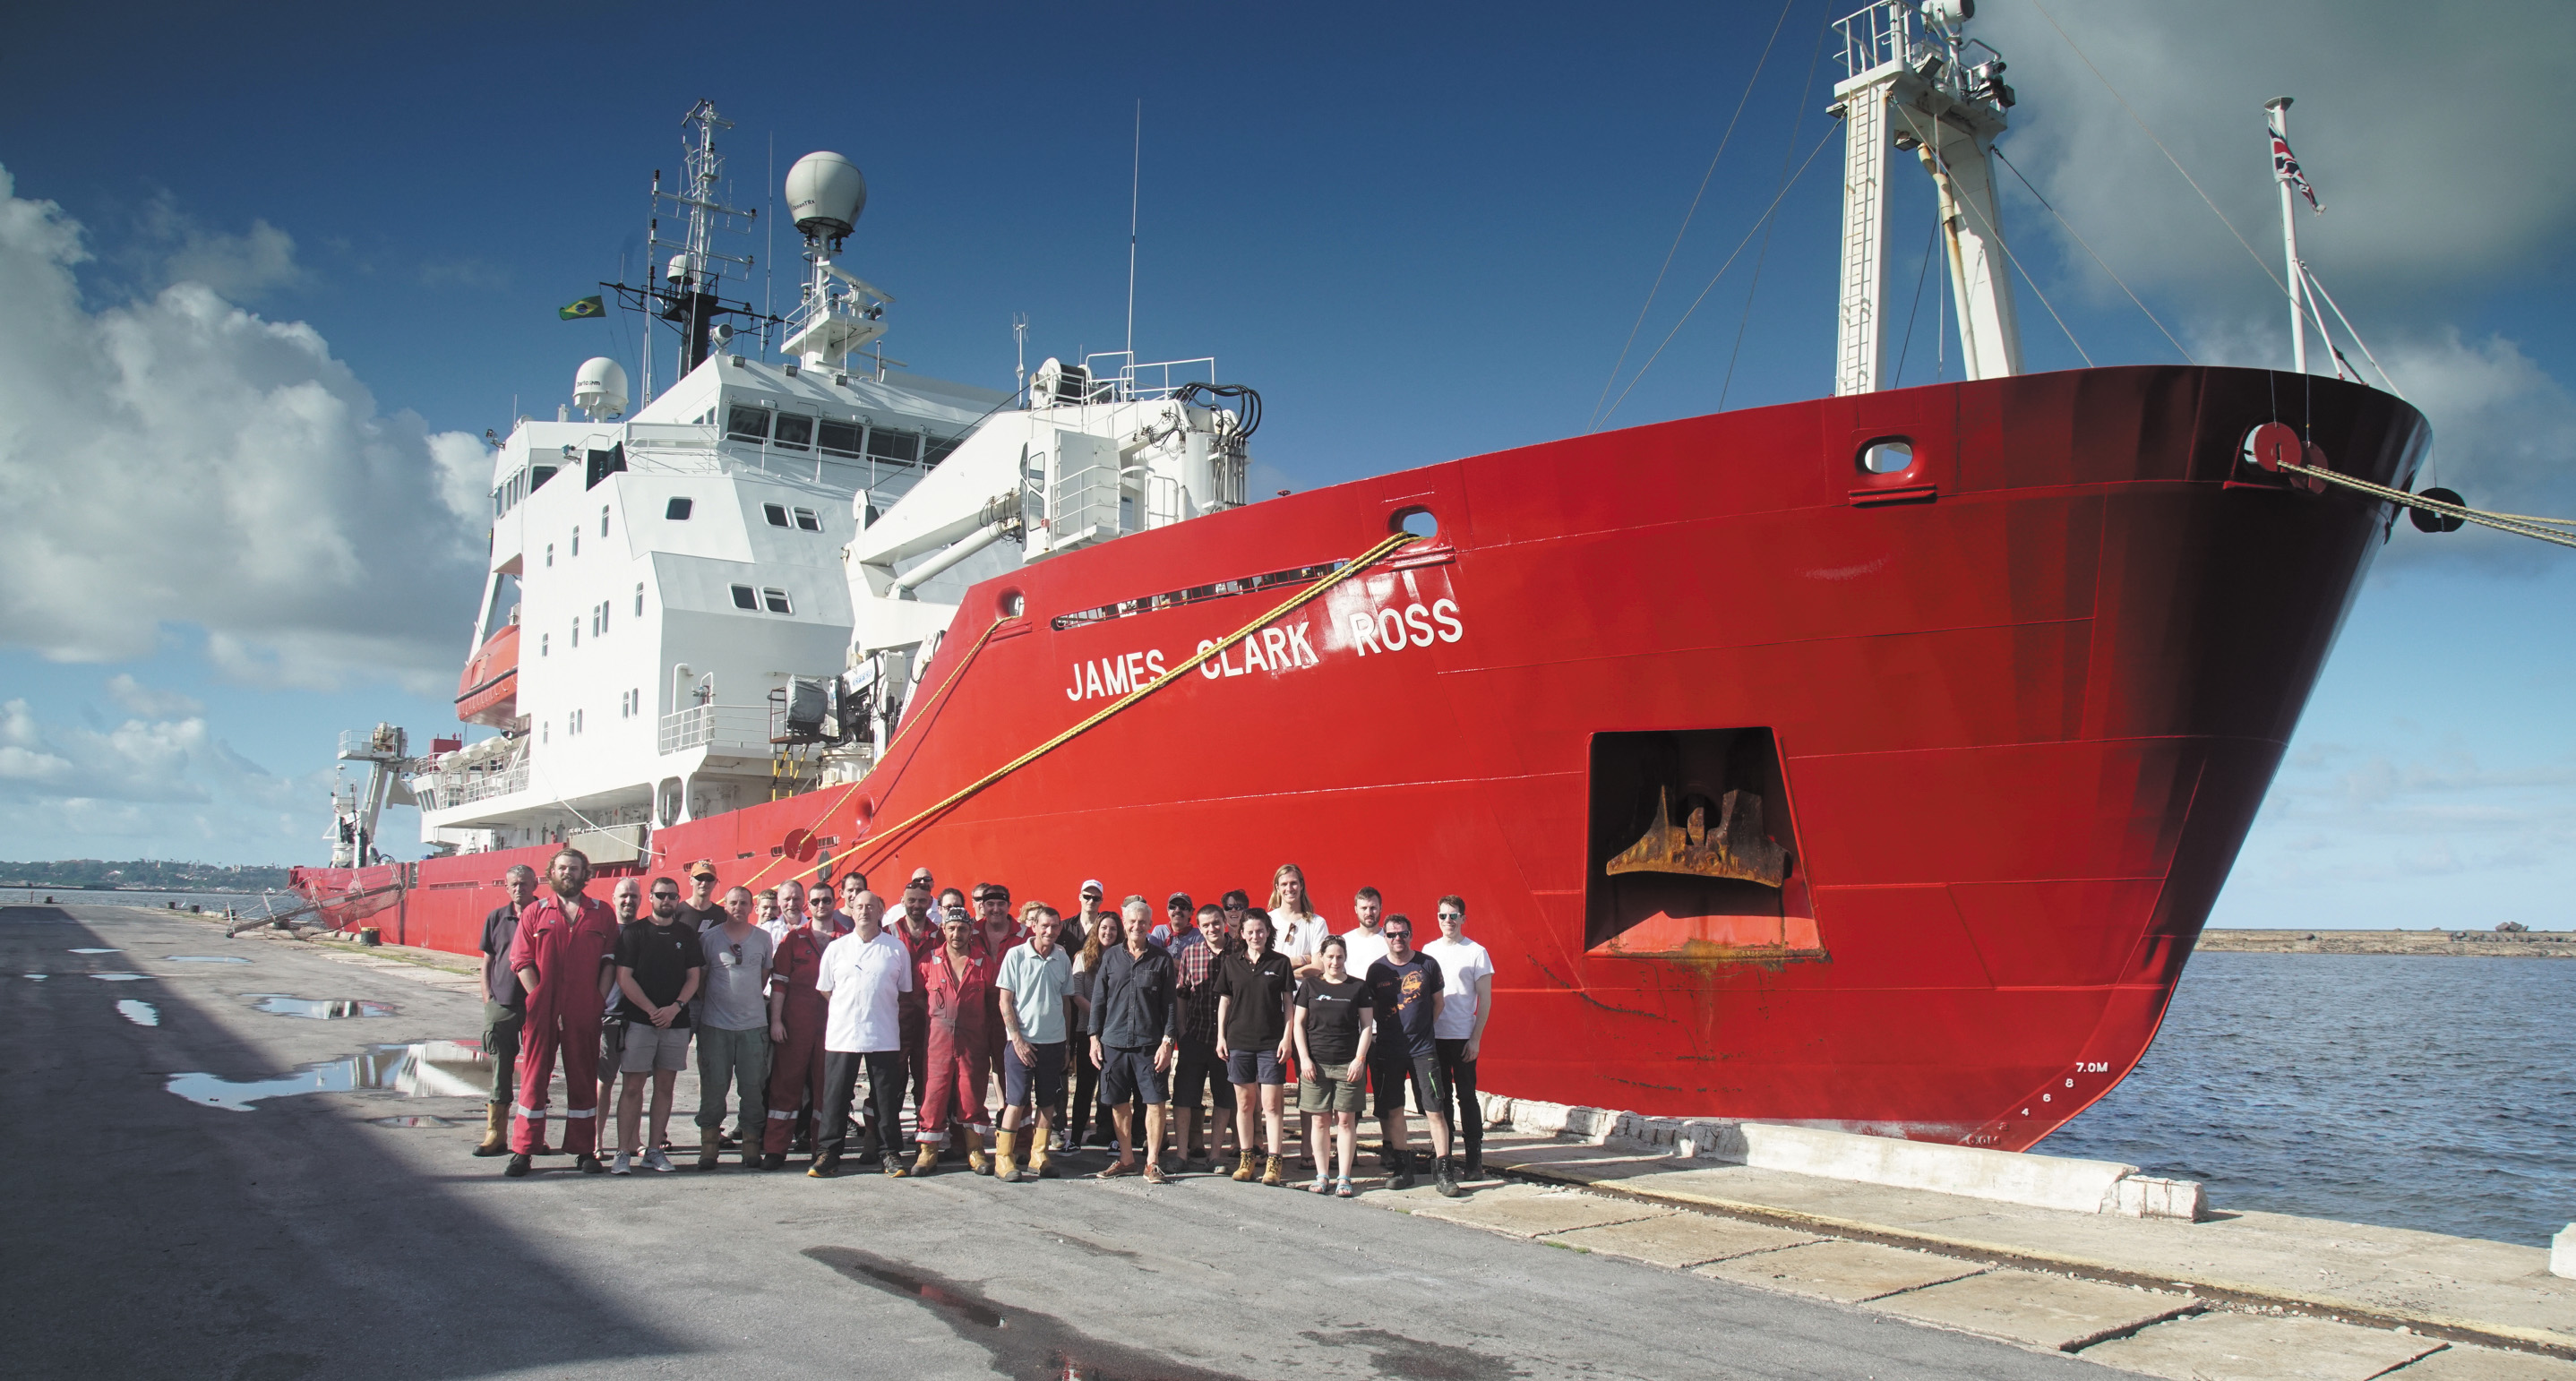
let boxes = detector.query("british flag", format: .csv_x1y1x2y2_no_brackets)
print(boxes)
2271,124,2323,211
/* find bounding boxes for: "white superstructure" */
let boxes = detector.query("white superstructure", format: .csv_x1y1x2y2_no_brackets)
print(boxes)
386,106,1259,862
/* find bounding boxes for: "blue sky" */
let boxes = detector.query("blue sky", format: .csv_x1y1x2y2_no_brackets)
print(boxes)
1,0,2569,926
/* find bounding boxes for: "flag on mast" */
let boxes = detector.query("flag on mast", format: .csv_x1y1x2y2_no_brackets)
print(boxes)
559,295,605,320
2269,126,2323,211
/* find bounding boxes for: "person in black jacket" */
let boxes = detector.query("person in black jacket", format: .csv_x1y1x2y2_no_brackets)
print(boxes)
1087,897,1180,1183
474,864,540,1155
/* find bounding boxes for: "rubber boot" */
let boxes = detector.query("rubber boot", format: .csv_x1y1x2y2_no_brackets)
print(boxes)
993,1129,1020,1183
1262,1154,1287,1187
1231,1151,1258,1182
1028,1135,1055,1179
913,1142,940,1177
697,1128,721,1171
966,1128,992,1176
474,1102,509,1156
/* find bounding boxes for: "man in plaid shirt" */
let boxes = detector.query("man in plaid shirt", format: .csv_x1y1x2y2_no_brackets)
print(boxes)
1167,902,1235,1169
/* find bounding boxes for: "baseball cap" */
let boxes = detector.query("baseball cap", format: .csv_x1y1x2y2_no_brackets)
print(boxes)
1079,878,1103,896
686,860,717,880
1167,891,1192,908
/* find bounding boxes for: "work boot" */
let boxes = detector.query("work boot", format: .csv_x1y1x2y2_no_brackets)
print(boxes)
1433,1156,1464,1198
913,1143,940,1177
474,1102,510,1156
807,1156,840,1179
1261,1154,1287,1187
993,1129,1020,1183
697,1129,722,1171
1387,1150,1416,1191
576,1154,606,1175
1232,1151,1258,1182
966,1130,992,1176
1463,1154,1484,1182
503,1153,532,1178
760,1152,786,1171
1029,1137,1056,1179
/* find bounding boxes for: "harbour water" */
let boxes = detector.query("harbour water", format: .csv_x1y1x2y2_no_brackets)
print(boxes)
2047,949,2576,1248
11,888,294,918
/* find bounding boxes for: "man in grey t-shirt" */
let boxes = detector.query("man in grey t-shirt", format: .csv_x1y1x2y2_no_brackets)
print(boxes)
694,886,774,1170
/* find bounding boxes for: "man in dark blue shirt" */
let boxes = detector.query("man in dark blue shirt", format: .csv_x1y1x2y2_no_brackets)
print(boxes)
1363,914,1456,1196
1087,898,1180,1183
475,864,539,1156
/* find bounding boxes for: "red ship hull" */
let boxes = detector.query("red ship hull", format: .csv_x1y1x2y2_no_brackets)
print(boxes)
296,365,2426,1151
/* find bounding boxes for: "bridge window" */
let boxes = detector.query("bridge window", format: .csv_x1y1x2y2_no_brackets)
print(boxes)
761,588,793,614
763,503,790,527
730,585,759,611
818,419,863,458
865,428,921,464
726,405,771,442
773,413,814,450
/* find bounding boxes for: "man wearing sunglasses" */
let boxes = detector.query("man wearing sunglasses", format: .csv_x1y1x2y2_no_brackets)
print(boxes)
1418,895,1495,1183
680,861,727,931
693,884,772,1170
1364,914,1458,1197
610,878,703,1174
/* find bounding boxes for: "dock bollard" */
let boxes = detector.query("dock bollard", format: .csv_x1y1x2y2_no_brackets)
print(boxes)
358,927,382,947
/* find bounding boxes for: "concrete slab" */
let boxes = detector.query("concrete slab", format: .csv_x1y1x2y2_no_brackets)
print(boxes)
1408,1186,1670,1238
1695,1238,1986,1303
1546,1213,1821,1268
2391,1345,2576,1379
2078,1310,2443,1380
1865,1269,2199,1351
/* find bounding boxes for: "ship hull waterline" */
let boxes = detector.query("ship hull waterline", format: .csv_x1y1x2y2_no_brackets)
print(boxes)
295,365,2426,1153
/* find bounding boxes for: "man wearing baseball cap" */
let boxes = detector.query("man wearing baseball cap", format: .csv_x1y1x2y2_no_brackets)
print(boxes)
681,862,726,932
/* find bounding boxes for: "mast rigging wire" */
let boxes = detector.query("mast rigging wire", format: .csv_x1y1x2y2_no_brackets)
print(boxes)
1991,144,2194,364
1722,12,1835,411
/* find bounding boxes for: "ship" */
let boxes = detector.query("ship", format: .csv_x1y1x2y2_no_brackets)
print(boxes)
293,3,2428,1151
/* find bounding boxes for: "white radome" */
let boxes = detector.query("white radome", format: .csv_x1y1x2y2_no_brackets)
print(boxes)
785,150,867,242
573,356,630,419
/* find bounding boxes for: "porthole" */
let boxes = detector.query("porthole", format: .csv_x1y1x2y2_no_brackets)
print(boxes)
1859,439,1915,475
999,589,1026,618
1392,506,1438,539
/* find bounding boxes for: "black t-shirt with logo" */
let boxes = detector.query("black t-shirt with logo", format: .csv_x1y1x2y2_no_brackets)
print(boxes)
681,902,729,932
614,919,706,1026
1214,950,1296,1049
1364,954,1445,1060
1294,974,1375,1065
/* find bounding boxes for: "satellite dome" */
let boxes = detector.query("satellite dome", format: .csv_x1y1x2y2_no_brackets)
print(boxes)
573,356,630,420
785,151,867,244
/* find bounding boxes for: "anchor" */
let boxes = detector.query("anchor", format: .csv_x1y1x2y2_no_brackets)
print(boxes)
1606,786,1789,888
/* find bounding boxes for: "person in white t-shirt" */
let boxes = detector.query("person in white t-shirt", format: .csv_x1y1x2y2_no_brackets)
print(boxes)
1418,894,1496,1182
806,905,914,1177
1272,864,1334,980
1341,887,1391,976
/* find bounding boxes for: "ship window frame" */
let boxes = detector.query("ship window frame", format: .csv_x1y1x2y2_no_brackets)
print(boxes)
818,419,863,458
760,587,794,614
763,503,790,528
1859,437,1916,475
665,497,693,520
730,584,760,611
864,426,922,464
773,412,815,451
726,404,773,442
793,507,820,531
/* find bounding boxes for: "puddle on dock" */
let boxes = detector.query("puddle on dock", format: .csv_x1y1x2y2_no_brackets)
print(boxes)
68,948,120,955
90,973,148,982
167,1040,490,1111
1301,1329,1524,1381
804,1245,1248,1381
116,999,160,1026
369,1115,458,1128
165,955,251,964
25,974,47,981
248,996,394,1019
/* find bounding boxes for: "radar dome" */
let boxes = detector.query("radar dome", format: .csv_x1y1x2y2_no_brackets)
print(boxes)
573,357,630,420
785,151,867,244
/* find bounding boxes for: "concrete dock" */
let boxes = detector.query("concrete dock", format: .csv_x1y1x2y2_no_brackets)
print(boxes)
11,903,2572,1379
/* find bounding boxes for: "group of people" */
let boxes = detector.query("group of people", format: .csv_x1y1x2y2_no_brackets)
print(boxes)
475,853,1497,1199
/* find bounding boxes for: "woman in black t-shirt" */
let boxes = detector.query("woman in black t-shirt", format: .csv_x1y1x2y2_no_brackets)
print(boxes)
1291,935,1376,1197
1214,912,1298,1185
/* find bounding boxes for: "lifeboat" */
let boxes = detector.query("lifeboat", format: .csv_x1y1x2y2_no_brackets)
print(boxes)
455,622,519,725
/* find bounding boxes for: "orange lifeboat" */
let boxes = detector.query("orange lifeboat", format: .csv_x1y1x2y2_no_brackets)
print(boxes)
455,622,519,726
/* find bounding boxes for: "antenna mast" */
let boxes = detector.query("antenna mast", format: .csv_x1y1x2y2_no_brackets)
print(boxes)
648,101,760,382
1125,100,1141,365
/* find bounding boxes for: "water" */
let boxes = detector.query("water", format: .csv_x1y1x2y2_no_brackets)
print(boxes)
167,1040,492,1111
163,955,251,964
10,887,297,915
247,996,396,1019
116,999,159,1026
2047,951,2576,1248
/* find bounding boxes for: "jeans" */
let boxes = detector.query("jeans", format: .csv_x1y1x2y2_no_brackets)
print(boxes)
482,1001,525,1107
693,1024,770,1133
1435,1037,1481,1163
819,1050,908,1164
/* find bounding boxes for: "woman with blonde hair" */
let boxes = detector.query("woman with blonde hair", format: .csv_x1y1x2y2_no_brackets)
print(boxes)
1069,905,1122,1147
1270,863,1333,980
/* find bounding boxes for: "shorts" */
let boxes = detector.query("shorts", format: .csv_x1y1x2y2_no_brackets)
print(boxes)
1097,1043,1167,1107
598,1018,626,1070
1002,1041,1067,1110
1371,1051,1446,1118
1171,1036,1220,1107
619,1022,693,1074
1296,1060,1366,1115
1225,1049,1284,1085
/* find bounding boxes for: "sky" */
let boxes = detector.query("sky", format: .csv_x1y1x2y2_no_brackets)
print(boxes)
0,0,2568,927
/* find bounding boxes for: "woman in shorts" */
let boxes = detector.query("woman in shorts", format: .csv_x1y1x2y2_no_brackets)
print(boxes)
1215,910,1298,1185
1291,934,1377,1197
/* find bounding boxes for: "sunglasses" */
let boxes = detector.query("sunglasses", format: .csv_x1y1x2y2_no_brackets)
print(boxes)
1438,912,1463,921
650,891,680,900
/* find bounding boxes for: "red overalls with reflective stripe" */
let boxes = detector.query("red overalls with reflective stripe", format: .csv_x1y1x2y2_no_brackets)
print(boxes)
762,924,833,1155
506,891,618,1155
916,945,994,1141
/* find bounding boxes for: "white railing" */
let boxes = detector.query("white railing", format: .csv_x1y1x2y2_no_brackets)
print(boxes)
1077,353,1220,404
1837,1,1930,81
657,704,774,754
414,760,528,812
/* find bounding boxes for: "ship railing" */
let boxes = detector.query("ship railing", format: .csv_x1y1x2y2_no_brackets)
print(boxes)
1836,0,1936,82
1077,353,1220,405
657,703,775,755
414,760,528,812
621,424,915,493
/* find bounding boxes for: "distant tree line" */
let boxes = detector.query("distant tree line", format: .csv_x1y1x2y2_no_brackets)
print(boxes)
0,859,290,892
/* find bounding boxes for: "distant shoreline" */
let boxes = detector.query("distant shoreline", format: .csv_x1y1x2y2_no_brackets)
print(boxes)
2199,928,2576,957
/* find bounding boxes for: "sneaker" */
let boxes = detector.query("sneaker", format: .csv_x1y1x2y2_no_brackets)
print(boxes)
1335,1176,1355,1198
1433,1157,1464,1198
643,1147,674,1173
806,1157,840,1179
1141,1162,1171,1185
503,1154,532,1179
610,1152,633,1175
881,1155,908,1178
576,1154,606,1175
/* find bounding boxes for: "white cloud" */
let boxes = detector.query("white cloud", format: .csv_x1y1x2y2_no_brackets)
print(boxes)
104,673,202,718
158,214,306,301
0,166,487,692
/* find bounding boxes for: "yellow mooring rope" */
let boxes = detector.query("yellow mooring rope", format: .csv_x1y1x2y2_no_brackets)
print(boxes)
836,528,1424,876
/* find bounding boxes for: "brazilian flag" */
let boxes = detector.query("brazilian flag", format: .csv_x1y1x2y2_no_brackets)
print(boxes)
559,295,605,320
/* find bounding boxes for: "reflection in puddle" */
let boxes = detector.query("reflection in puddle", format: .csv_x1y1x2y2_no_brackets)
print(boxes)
249,996,395,1019
68,948,120,955
90,973,149,982
167,1041,490,1111
116,999,159,1026
370,1114,459,1128
25,974,46,981
805,1246,1248,1381
165,955,252,965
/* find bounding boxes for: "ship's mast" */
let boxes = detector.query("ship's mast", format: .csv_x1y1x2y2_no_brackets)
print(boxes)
2265,96,2307,375
642,101,760,402
1831,0,2023,395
